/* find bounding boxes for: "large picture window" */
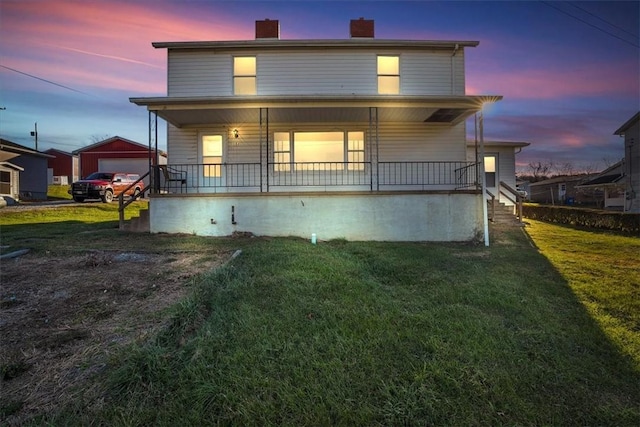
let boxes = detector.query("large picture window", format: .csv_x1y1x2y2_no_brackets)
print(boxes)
273,131,366,171
377,55,399,94
234,56,256,95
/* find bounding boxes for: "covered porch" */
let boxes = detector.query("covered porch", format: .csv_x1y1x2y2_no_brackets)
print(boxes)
130,95,498,195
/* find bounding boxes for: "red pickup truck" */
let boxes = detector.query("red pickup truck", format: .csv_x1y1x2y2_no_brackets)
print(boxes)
69,172,142,203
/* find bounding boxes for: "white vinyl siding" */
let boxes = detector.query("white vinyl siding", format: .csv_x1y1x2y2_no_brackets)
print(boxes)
167,48,464,96
258,51,376,95
402,51,465,95
169,122,466,166
168,50,231,96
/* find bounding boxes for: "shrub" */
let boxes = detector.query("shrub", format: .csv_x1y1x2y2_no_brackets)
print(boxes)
523,205,640,235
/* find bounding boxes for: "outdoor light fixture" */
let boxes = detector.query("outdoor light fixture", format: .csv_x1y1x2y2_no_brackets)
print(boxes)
233,129,239,139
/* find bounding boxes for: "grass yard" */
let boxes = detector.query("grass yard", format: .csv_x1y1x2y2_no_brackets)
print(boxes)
524,219,640,366
6,216,632,426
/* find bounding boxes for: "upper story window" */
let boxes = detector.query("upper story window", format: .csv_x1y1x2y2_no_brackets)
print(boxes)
377,55,399,95
234,56,256,95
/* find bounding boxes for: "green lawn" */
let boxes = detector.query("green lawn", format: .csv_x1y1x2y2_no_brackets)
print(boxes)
17,220,634,425
524,219,640,365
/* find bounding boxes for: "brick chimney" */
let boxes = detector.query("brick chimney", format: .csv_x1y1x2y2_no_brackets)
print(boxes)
256,19,280,39
350,18,374,38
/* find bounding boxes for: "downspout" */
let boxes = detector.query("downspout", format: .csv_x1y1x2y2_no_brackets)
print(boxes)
451,43,459,94
478,111,490,247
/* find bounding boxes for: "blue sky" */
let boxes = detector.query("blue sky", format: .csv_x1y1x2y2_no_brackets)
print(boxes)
0,0,638,172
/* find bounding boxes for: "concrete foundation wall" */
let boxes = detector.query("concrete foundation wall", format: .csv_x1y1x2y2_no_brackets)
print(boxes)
149,192,483,241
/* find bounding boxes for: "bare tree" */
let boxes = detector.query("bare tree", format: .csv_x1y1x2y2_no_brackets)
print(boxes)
528,161,553,181
554,161,575,176
89,134,112,144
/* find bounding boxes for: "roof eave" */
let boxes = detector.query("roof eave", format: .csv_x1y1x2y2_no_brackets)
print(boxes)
152,39,480,50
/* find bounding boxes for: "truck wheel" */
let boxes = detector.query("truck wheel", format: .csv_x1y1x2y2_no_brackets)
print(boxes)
102,190,114,203
73,196,85,203
133,187,141,199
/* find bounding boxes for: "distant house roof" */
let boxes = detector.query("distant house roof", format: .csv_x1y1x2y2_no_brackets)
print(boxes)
466,140,530,148
43,148,75,157
529,175,593,187
578,160,625,188
72,136,149,154
614,112,639,135
0,138,55,159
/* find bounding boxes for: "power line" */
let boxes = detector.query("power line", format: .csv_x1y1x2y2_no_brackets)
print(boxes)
0,64,97,97
568,1,639,39
541,1,639,48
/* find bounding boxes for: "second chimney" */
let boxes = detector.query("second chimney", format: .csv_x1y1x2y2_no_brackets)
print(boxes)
350,18,374,38
256,19,280,39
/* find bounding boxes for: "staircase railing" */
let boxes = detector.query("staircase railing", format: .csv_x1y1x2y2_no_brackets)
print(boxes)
499,181,523,221
118,171,151,230
486,189,496,222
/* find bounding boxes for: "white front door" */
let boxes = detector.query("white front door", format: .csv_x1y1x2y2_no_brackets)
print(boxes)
484,154,498,194
201,134,225,189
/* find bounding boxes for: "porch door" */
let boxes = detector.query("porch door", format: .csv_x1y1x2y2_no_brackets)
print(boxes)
201,134,225,188
484,155,498,194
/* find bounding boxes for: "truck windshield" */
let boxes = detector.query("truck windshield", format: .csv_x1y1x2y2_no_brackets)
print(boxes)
85,172,114,180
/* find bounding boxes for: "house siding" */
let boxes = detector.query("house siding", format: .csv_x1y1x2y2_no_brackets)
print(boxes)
167,48,465,97
625,119,640,212
169,122,466,165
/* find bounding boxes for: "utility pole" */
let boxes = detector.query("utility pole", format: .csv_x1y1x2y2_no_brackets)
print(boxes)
30,122,38,151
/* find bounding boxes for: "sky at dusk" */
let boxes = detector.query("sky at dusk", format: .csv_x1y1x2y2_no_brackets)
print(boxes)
1,0,638,173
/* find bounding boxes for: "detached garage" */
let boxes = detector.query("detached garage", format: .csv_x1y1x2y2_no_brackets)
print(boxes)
73,136,165,183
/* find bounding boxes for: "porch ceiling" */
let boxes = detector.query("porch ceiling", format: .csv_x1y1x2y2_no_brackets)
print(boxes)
130,95,501,128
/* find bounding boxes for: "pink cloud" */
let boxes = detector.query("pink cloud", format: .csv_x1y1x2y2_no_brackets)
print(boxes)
0,0,252,95
467,61,638,99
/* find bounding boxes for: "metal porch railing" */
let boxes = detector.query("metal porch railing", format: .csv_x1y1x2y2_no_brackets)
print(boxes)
149,161,480,194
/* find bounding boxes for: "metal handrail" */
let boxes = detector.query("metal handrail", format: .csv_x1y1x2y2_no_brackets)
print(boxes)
486,189,496,221
118,171,150,230
499,181,523,220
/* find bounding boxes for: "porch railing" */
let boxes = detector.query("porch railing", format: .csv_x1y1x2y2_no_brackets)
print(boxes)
150,161,480,194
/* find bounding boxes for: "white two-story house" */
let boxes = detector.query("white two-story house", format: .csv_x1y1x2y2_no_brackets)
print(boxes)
130,19,502,241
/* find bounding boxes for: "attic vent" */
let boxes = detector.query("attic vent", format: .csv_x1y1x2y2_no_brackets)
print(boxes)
424,108,468,123
256,19,280,39
350,18,374,38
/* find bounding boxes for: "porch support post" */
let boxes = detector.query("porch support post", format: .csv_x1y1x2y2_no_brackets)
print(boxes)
369,107,379,191
260,108,269,192
478,111,490,247
149,110,159,194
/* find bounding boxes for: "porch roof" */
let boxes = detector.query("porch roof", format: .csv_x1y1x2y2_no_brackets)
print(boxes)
129,95,502,128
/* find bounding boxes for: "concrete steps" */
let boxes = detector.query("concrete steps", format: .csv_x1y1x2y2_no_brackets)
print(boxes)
489,202,523,226
122,208,150,233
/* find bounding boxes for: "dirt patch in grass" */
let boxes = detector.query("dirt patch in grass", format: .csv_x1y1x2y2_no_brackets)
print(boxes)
0,249,230,424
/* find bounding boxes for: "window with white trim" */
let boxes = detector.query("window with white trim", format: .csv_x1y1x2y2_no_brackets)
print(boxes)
273,132,291,172
233,56,256,95
272,131,366,171
377,55,399,94
347,132,365,171
484,155,496,187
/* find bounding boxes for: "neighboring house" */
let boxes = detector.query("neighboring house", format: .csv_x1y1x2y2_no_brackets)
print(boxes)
529,175,596,205
616,112,639,212
0,138,54,202
467,140,529,207
130,18,502,241
72,136,165,184
43,148,79,185
577,160,625,210
573,111,639,212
